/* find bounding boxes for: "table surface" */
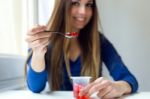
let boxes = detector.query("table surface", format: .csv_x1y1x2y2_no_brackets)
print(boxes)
0,90,150,99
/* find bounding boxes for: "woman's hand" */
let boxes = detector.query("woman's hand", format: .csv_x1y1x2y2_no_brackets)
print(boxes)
25,25,51,55
80,77,131,99
25,25,52,72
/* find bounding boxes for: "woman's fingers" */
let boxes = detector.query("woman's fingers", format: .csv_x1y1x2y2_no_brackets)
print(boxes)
80,77,103,96
25,25,51,50
101,89,119,99
80,77,111,97
37,41,49,53
29,25,47,35
26,25,48,43
97,85,113,98
41,40,49,48
87,79,112,96
32,40,49,53
25,25,50,54
80,77,127,99
28,37,49,48
26,32,51,43
98,82,124,99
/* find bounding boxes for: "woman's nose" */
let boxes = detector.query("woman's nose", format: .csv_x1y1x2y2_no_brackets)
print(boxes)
78,5,86,15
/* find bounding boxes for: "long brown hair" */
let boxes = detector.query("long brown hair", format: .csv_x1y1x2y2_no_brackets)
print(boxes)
25,0,101,91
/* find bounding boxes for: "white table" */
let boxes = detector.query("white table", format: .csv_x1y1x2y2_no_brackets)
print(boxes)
0,90,150,99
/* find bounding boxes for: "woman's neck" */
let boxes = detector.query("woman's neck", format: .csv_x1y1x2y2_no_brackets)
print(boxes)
69,39,81,61
69,28,81,61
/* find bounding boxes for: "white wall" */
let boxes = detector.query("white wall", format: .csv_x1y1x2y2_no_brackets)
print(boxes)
38,0,54,25
97,0,150,91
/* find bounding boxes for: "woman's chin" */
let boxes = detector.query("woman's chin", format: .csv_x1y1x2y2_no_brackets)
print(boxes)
75,26,85,30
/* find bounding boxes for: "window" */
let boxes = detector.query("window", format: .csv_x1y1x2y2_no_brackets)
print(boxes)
0,0,54,56
0,0,55,91
0,0,26,56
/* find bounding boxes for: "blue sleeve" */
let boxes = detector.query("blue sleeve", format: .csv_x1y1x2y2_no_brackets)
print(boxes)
101,34,138,93
26,55,47,93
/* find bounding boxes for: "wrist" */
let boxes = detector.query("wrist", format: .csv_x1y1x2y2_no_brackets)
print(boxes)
115,81,132,95
31,52,46,72
32,51,45,57
32,48,47,56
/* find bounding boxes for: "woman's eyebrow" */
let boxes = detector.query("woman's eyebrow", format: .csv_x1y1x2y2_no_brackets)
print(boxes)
71,0,93,3
88,0,93,3
72,0,79,2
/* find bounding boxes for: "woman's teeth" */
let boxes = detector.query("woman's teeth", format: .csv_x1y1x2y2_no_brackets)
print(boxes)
75,17,85,21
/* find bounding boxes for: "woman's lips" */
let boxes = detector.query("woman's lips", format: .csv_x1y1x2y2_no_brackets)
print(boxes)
74,17,85,23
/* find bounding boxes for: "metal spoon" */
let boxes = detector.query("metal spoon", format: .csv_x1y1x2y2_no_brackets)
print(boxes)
44,30,79,39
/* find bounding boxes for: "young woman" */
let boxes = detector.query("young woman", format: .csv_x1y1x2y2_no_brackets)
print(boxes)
25,0,138,98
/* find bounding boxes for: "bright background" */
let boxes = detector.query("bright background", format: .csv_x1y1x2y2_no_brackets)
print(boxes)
97,0,150,91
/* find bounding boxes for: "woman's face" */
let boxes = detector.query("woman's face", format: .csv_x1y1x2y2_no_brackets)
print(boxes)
70,0,94,32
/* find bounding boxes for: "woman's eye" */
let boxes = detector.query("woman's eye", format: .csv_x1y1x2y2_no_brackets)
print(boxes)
71,2,80,7
86,3,94,8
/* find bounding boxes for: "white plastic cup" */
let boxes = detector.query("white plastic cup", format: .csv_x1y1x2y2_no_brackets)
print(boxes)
71,76,91,98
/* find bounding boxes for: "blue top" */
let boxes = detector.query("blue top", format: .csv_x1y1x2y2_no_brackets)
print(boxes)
27,34,138,93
